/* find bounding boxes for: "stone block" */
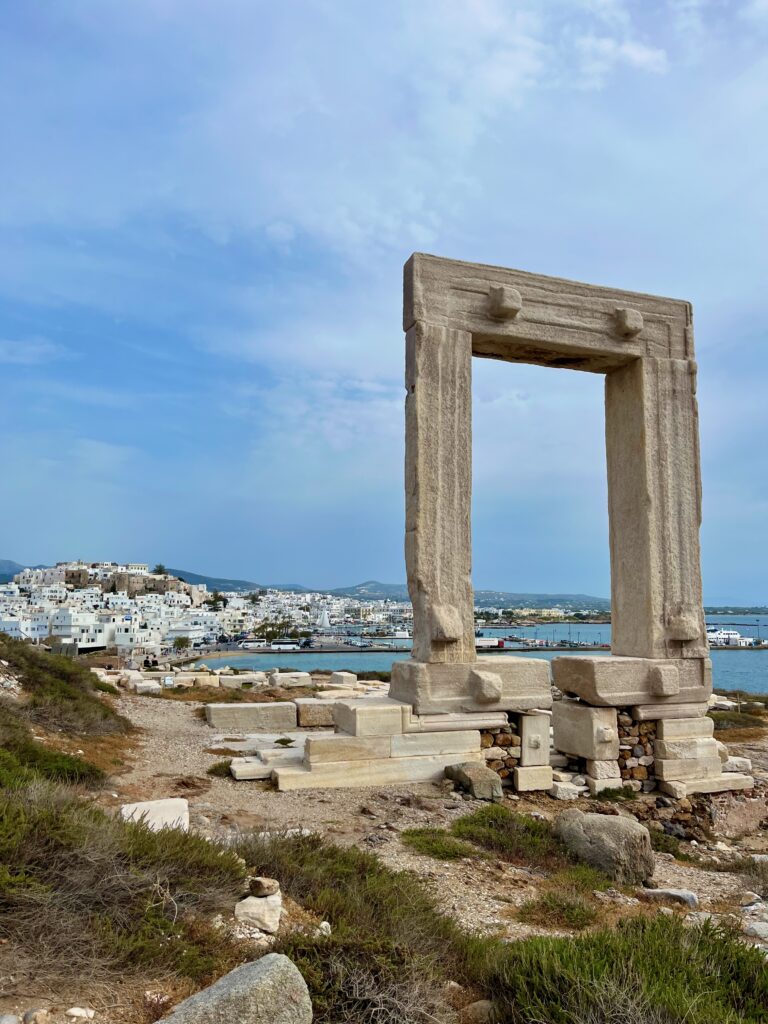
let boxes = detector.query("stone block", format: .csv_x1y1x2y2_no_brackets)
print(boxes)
654,737,719,760
135,681,162,695
294,698,336,728
552,702,619,759
270,672,312,689
391,729,480,758
333,698,405,736
234,894,282,933
274,752,483,791
120,798,189,832
389,656,551,715
631,703,709,721
158,954,312,1024
519,713,550,766
586,759,621,780
658,773,753,797
656,716,714,740
552,656,710,707
304,735,391,764
205,702,297,731
587,777,624,796
329,671,357,687
446,761,503,801
514,765,553,791
550,781,582,800
230,760,276,780
655,757,722,781
220,676,243,690
404,709,509,733
724,756,752,773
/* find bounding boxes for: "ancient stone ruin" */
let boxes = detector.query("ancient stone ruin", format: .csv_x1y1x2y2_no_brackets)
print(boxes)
212,254,752,794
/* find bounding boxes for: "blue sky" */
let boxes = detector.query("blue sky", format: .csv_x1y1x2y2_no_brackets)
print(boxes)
0,0,766,602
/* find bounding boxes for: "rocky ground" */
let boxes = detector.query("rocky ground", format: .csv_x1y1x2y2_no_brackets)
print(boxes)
5,689,767,1024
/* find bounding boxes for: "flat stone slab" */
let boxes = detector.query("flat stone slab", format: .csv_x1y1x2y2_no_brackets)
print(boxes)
552,656,711,707
273,751,484,791
205,702,298,731
658,773,754,797
631,703,709,721
120,798,189,831
389,656,552,715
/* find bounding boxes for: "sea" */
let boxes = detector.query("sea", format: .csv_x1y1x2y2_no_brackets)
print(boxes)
196,615,768,696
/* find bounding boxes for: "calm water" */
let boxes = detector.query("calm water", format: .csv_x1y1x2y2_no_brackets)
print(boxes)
197,614,768,695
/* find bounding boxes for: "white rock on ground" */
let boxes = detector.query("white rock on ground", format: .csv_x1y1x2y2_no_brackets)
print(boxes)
119,798,189,832
158,954,312,1024
643,888,699,909
234,894,283,934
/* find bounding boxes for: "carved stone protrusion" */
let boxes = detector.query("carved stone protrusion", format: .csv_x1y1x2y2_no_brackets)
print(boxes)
665,605,701,641
488,284,522,320
469,668,503,704
650,664,680,697
429,603,463,643
615,307,644,337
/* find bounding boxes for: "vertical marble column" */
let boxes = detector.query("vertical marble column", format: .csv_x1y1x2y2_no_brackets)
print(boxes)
405,321,476,664
605,356,706,660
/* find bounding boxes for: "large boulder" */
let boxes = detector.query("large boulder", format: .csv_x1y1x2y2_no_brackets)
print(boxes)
553,808,654,884
446,762,503,803
159,954,312,1024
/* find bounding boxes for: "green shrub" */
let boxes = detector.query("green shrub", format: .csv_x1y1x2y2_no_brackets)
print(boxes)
518,891,598,930
709,710,768,732
400,827,479,860
591,785,637,801
0,783,247,986
451,805,566,865
0,635,130,736
0,701,104,786
206,759,233,778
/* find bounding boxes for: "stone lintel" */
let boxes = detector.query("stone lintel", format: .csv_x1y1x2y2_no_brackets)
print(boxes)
552,656,711,707
389,657,551,716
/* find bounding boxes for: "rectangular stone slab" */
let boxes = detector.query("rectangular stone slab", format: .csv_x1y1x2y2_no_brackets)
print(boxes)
654,737,719,760
205,702,297,731
552,702,619,760
631,702,709,721
552,656,711,707
304,736,391,764
658,773,753,797
655,757,722,781
390,729,480,758
656,716,714,739
333,698,406,737
273,751,484,791
513,765,553,791
389,656,551,715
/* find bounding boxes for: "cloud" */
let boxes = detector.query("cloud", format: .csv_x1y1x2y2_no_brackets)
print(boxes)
574,35,668,85
0,337,68,365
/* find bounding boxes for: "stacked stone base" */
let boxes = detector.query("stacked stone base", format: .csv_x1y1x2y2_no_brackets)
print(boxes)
552,691,753,799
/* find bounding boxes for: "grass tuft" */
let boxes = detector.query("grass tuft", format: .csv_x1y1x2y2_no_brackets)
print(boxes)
518,891,599,931
451,805,566,866
400,827,479,861
206,758,233,778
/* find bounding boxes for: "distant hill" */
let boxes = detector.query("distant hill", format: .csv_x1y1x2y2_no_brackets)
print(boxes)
1,559,609,608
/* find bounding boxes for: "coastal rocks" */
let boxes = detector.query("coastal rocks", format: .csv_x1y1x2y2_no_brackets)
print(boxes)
158,954,312,1024
553,808,655,884
445,762,503,803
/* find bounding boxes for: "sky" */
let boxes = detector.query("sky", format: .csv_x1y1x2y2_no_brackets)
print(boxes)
0,0,766,603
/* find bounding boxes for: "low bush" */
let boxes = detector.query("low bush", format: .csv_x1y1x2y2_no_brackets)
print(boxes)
592,785,638,801
0,701,104,786
450,804,567,866
518,891,598,931
400,827,479,861
709,710,768,732
0,782,248,986
0,635,130,736
206,758,233,778
236,830,768,1024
